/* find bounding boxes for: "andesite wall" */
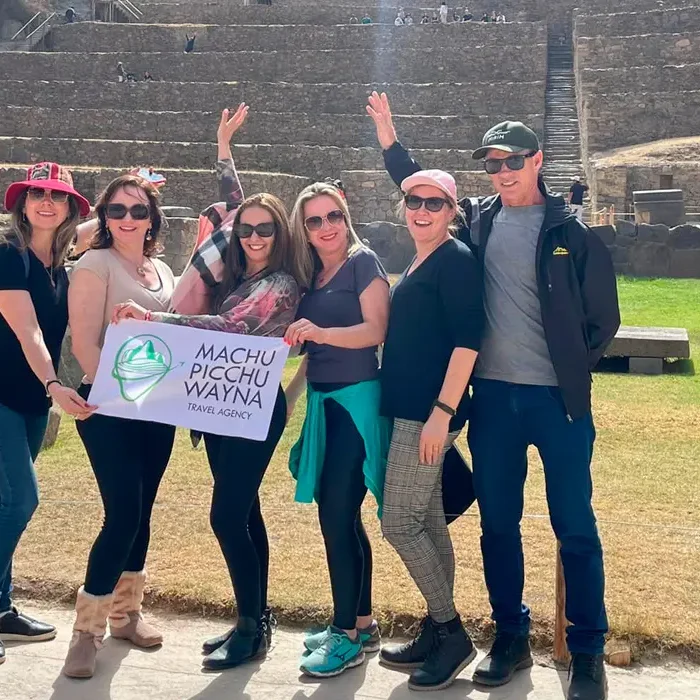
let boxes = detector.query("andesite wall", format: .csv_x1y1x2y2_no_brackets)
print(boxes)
1,106,543,150
581,91,700,153
47,20,548,52
0,79,546,117
0,46,546,82
0,137,479,177
576,32,700,70
575,7,700,37
579,64,700,95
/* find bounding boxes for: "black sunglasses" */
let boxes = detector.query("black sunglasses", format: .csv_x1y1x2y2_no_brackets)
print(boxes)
404,194,451,212
233,222,276,239
105,203,151,220
304,209,345,232
483,152,536,175
27,187,70,204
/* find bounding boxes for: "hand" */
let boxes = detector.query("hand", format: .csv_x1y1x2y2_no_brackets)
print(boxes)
112,300,148,324
217,103,249,145
366,91,398,150
419,409,450,466
49,384,97,421
284,319,328,347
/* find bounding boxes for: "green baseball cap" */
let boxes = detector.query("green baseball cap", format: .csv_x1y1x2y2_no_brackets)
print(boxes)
472,121,540,160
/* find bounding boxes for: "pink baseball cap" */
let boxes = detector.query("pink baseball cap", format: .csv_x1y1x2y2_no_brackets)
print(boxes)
400,169,457,204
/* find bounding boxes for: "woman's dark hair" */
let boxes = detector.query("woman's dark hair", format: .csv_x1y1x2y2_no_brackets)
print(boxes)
91,174,164,257
322,177,346,198
213,192,312,312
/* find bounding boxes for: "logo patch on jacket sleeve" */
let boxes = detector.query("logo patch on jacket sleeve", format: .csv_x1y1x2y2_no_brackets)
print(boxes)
553,246,569,256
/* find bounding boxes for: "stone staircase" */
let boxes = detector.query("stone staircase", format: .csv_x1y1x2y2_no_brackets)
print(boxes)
542,33,586,209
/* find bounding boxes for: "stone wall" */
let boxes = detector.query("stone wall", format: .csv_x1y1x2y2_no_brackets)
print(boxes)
576,32,700,70
590,163,700,217
159,216,198,275
581,91,700,153
47,20,548,52
0,45,546,82
2,106,543,151
575,6,700,38
0,78,546,117
591,222,700,278
0,165,312,213
579,63,700,96
0,137,478,177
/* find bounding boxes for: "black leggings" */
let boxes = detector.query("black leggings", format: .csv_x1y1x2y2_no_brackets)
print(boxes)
318,398,373,630
204,386,286,620
76,384,175,596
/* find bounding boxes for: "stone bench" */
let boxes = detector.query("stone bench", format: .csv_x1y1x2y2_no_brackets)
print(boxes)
605,325,691,374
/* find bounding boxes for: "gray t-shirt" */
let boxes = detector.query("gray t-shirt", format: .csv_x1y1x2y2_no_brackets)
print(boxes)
475,204,558,386
297,247,388,384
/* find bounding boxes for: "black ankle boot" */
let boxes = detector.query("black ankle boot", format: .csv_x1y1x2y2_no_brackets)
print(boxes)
568,653,607,700
472,632,532,686
408,618,477,691
202,625,234,655
379,616,436,670
202,616,267,670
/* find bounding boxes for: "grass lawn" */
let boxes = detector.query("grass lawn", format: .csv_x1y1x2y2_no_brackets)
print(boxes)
16,277,700,658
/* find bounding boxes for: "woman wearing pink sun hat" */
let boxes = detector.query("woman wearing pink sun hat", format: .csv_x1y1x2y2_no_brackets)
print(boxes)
0,162,95,666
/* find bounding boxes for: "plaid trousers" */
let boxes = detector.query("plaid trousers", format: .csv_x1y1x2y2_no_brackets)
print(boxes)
381,418,460,623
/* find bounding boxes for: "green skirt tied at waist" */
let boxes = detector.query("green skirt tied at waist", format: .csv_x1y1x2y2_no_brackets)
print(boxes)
288,379,391,516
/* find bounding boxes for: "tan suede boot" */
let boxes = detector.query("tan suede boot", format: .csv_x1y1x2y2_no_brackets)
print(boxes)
108,570,163,648
62,587,113,679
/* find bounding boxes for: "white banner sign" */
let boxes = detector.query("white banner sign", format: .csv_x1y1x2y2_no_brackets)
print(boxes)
88,320,289,440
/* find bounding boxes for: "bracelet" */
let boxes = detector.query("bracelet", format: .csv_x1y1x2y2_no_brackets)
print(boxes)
431,399,456,417
45,379,63,397
144,310,152,322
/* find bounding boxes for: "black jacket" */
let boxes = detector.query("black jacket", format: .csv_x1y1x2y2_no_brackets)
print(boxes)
384,141,621,420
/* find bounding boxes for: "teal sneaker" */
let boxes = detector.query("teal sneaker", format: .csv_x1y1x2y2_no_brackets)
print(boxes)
304,621,381,654
299,626,365,678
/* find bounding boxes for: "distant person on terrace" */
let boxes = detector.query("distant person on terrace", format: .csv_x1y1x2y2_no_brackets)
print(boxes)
405,13,414,24
439,2,449,23
420,12,430,23
394,12,404,25
184,33,196,53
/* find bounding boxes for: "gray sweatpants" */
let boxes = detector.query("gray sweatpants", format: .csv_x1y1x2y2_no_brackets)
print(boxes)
381,418,460,623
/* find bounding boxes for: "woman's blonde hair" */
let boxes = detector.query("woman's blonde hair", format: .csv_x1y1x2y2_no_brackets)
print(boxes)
214,192,313,310
291,182,364,284
0,190,81,268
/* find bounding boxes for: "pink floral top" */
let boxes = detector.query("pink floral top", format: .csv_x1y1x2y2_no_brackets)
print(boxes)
151,270,300,337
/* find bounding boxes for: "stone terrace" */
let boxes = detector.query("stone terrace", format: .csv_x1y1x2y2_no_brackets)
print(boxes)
0,1,547,221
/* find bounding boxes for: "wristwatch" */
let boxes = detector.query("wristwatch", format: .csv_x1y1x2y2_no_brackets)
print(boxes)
431,399,456,417
45,379,62,397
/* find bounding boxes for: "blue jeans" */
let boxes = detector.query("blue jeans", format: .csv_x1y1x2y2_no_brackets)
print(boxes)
0,403,48,612
467,379,608,655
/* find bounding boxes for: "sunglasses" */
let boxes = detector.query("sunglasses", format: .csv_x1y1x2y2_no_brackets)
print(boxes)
404,194,451,212
27,187,70,204
304,209,345,232
233,222,276,239
105,203,151,220
483,152,536,175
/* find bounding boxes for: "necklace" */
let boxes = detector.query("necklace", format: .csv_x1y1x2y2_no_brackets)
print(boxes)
136,264,146,277
317,256,347,286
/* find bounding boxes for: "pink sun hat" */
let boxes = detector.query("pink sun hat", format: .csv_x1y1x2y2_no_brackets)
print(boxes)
400,169,457,203
4,162,91,217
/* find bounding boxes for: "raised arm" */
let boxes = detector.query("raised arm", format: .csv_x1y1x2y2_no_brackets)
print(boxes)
366,91,422,186
216,103,248,210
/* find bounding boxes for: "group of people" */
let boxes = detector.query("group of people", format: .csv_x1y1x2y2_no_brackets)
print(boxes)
0,93,618,700
391,6,506,26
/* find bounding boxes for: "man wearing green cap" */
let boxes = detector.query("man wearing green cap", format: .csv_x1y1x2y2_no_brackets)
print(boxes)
368,93,618,700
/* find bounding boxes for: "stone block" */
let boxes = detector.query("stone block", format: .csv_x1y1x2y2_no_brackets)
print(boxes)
41,408,62,451
615,219,637,238
356,221,414,274
606,325,690,359
609,246,629,265
637,223,670,244
668,224,700,250
162,206,196,218
628,242,671,277
669,249,700,278
58,330,84,389
591,225,615,245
